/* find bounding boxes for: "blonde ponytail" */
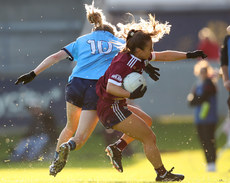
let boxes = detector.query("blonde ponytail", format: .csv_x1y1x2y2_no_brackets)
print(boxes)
85,1,116,35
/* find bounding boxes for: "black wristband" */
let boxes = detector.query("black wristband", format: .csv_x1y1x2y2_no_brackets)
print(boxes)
30,71,36,78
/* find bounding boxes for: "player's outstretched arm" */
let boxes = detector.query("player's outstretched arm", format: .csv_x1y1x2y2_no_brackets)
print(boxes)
15,50,68,85
154,50,207,62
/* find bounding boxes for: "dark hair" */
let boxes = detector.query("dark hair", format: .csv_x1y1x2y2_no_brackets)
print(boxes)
123,29,152,54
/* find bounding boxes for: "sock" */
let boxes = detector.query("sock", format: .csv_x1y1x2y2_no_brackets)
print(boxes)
54,151,59,159
155,165,167,177
114,139,127,151
67,140,76,151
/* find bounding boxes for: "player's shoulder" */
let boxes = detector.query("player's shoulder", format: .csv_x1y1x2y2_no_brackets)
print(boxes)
112,52,129,63
76,33,91,41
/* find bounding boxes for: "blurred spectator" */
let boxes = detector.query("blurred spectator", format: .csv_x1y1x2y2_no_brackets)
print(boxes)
197,27,220,62
187,60,218,172
219,25,230,152
10,100,58,162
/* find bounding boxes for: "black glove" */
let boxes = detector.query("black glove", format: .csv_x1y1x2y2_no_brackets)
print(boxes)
15,71,36,85
186,50,207,59
129,85,147,99
144,64,160,81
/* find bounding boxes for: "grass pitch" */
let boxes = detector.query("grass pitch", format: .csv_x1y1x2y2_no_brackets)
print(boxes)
0,149,229,183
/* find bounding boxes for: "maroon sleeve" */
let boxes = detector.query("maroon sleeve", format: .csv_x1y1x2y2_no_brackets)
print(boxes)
108,63,132,86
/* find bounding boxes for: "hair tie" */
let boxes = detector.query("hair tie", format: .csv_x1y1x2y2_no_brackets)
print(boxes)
130,32,135,37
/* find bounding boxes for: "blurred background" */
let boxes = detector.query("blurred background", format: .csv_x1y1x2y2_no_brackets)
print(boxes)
0,0,230,164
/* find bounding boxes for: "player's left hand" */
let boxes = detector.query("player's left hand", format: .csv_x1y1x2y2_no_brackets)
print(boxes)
129,84,147,99
186,50,207,59
15,71,36,85
144,64,160,81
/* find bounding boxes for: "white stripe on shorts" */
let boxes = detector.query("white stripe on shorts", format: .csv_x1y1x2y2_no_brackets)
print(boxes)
112,103,126,122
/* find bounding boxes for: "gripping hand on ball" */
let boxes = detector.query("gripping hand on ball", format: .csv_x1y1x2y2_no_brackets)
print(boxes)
144,64,160,81
186,50,207,59
129,85,147,99
15,71,36,85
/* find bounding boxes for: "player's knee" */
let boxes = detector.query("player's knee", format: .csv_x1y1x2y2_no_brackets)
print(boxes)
145,115,153,127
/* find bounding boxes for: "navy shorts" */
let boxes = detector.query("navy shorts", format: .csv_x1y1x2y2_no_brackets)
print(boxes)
97,99,132,129
65,77,98,110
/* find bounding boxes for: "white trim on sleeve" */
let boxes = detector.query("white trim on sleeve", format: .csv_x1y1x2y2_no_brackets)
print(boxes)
108,79,122,86
150,52,156,61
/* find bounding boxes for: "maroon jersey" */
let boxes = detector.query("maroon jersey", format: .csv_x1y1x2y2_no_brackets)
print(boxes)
96,52,147,102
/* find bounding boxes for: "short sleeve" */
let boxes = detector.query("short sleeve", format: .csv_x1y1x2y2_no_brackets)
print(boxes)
62,41,78,61
108,63,131,87
148,52,156,61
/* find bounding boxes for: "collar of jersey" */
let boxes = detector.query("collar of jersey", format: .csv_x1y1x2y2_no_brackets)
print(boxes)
94,30,114,37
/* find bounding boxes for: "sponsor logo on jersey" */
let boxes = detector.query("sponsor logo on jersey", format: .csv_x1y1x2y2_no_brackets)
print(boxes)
111,74,122,82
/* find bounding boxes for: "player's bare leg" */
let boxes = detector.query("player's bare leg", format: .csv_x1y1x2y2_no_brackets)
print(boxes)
52,110,98,176
71,110,98,150
112,114,184,181
49,102,80,177
105,105,152,172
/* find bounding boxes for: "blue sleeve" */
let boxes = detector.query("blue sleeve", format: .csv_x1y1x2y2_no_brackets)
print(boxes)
62,41,78,61
119,38,125,44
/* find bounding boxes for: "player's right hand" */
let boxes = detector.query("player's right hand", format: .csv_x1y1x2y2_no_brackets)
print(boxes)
15,71,36,85
186,50,207,59
129,85,147,99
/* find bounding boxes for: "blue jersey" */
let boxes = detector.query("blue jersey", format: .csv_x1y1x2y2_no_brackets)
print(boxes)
193,79,218,124
63,30,125,81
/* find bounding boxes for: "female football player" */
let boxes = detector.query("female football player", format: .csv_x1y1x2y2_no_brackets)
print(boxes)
15,2,205,179
15,1,159,176
15,1,125,176
94,15,206,181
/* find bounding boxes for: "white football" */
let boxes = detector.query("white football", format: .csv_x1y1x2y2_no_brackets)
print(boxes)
123,72,146,93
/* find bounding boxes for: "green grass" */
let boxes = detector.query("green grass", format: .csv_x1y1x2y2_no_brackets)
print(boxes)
0,116,228,182
0,116,227,168
0,150,230,183
123,116,226,154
